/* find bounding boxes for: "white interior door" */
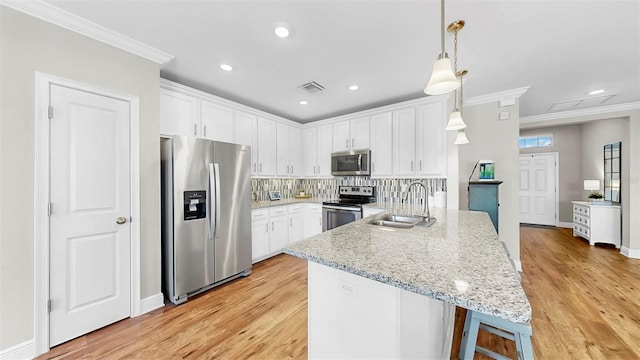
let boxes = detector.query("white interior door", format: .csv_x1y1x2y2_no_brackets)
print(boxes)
49,84,131,346
519,154,556,226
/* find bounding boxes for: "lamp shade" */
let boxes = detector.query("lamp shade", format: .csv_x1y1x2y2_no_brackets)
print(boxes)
446,111,466,130
424,56,460,95
454,130,469,145
583,179,600,191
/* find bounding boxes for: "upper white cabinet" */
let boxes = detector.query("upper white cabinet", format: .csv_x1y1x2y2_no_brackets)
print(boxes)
416,102,447,177
370,112,393,177
276,123,302,177
160,88,198,137
200,100,233,142
234,110,258,175
332,117,370,152
392,108,417,176
303,124,333,177
257,117,277,176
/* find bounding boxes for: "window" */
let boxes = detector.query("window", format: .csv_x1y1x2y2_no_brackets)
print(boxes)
519,135,552,148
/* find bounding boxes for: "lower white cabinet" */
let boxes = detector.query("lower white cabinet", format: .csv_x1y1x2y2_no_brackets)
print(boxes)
304,204,323,239
251,209,270,261
269,206,289,252
572,201,621,248
288,204,304,244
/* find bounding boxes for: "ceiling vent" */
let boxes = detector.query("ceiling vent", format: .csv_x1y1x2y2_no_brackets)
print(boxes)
298,81,325,95
548,94,617,112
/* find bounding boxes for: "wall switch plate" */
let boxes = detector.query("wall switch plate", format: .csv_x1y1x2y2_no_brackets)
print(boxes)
499,111,510,120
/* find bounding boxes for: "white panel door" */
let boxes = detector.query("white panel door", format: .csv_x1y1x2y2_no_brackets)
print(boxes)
257,117,277,176
159,88,198,136
200,100,233,142
316,124,333,176
333,120,351,152
519,154,556,226
370,112,393,177
302,127,318,176
276,123,291,176
289,127,302,176
393,108,417,176
49,85,131,346
234,111,257,175
350,116,370,150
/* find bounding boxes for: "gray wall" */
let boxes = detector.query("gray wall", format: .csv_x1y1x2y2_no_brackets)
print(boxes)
458,101,521,267
519,125,582,223
0,7,161,350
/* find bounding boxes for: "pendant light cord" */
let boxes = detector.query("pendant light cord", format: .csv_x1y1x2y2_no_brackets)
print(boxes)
440,0,446,55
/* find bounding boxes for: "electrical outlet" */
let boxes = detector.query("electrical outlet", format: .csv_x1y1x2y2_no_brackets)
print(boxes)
499,111,510,121
338,280,358,299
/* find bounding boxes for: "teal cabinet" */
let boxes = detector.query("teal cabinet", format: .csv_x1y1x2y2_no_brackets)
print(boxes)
468,181,503,233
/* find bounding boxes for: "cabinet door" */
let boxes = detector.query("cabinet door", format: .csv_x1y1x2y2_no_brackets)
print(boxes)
302,127,318,176
393,108,417,176
160,89,198,137
332,120,351,152
251,216,269,262
289,127,302,176
200,100,233,142
289,212,303,244
257,117,277,176
350,116,370,150
370,112,393,177
234,111,257,175
276,123,291,176
269,215,289,252
417,102,446,177
304,204,323,238
317,124,333,177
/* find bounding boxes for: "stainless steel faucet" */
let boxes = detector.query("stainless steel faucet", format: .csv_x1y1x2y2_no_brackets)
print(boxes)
402,180,431,219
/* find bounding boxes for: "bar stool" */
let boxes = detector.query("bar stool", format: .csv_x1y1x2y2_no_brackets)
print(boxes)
459,310,534,360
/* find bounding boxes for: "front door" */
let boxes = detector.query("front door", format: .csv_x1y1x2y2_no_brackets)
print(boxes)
49,84,131,346
519,154,556,226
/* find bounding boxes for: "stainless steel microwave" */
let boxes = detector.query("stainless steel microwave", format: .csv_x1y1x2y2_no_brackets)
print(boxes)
331,150,371,176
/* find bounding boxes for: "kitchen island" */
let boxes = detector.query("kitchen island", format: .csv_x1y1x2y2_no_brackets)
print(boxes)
284,206,530,359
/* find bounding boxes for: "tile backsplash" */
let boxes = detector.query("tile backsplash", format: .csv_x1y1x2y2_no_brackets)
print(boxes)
251,177,446,204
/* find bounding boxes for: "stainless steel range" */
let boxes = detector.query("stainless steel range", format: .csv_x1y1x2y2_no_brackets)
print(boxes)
322,185,376,231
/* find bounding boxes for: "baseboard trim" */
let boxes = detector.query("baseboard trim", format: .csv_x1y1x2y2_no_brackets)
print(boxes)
513,259,523,272
138,292,165,315
620,246,640,259
557,221,573,229
0,340,34,360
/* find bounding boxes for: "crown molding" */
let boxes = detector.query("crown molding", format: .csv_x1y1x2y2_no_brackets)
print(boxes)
464,86,530,107
1,0,174,64
520,102,640,124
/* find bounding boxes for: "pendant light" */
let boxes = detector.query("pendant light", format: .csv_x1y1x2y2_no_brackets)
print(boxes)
424,0,460,95
454,129,469,145
446,20,467,131
453,70,469,144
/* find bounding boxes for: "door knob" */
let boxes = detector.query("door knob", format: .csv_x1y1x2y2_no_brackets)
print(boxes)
116,216,127,225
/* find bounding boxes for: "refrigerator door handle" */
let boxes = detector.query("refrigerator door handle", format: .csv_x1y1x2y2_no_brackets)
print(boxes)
208,163,216,239
213,163,221,237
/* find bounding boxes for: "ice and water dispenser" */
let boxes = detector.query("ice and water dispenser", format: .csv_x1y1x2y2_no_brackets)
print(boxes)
183,191,206,220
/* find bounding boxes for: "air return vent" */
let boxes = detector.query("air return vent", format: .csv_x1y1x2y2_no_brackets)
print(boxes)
298,81,325,95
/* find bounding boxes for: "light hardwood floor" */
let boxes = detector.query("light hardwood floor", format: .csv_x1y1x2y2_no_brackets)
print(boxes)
38,226,640,359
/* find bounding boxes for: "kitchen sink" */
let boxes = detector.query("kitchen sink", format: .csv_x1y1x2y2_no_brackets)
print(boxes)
368,214,436,228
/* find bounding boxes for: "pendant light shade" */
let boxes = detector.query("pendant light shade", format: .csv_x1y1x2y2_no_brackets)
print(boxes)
424,56,460,95
454,130,469,145
446,111,466,130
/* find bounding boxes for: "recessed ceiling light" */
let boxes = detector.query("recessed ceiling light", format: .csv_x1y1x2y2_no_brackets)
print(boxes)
273,22,290,38
220,64,233,71
349,85,359,91
588,89,605,95
299,100,308,105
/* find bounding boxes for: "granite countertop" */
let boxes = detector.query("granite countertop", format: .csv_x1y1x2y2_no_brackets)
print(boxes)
251,197,327,209
284,206,532,323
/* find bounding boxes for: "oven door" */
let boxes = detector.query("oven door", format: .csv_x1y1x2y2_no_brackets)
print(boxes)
322,205,362,231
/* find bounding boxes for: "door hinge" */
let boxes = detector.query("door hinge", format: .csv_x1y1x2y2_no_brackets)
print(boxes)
48,106,53,120
47,299,51,313
47,202,52,216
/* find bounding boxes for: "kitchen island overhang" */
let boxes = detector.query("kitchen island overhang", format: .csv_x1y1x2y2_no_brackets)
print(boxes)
284,207,531,358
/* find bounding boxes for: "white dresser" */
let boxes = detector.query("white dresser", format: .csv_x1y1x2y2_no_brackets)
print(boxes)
571,201,621,248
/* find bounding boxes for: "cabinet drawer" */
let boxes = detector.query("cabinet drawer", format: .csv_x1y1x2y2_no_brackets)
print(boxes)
269,206,288,217
573,205,590,217
573,224,590,239
573,214,590,228
252,209,269,220
288,204,303,214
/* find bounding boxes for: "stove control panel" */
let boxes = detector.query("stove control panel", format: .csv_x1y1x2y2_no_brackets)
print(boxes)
339,186,375,196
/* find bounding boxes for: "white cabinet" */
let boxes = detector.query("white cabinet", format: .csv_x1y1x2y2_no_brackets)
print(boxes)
277,123,301,177
416,102,447,177
257,117,277,176
251,209,270,262
288,204,304,244
303,124,333,177
234,110,258,175
269,206,289,252
304,203,323,239
392,108,417,176
370,112,393,177
333,117,370,152
200,100,233,142
160,88,198,137
572,201,621,248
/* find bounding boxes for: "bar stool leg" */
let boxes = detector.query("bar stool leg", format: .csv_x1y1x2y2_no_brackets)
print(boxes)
460,311,481,360
459,310,472,359
518,332,534,360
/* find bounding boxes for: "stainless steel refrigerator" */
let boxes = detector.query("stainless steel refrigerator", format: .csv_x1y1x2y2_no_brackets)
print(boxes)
161,136,252,305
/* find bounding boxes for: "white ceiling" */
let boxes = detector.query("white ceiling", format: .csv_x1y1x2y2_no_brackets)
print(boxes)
45,0,640,123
